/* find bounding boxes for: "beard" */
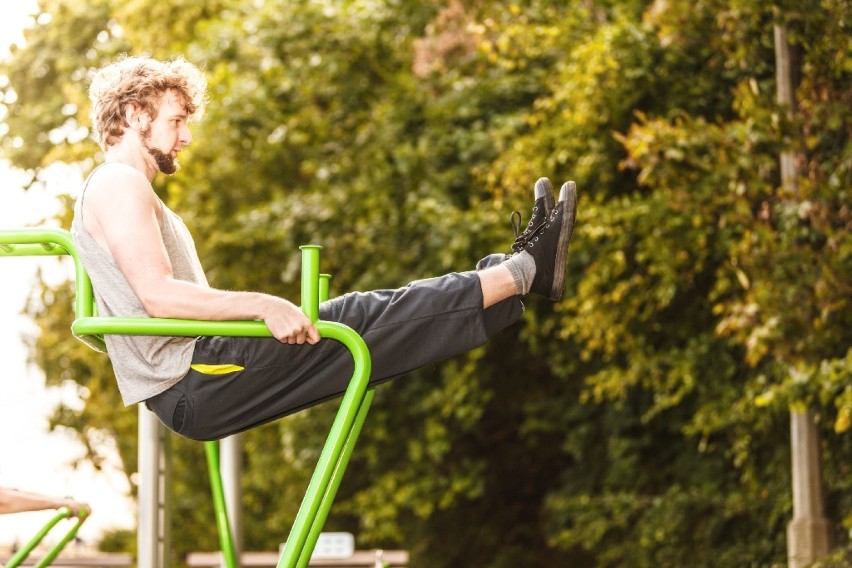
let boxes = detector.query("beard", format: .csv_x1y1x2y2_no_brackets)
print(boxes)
148,146,179,175
140,127,179,175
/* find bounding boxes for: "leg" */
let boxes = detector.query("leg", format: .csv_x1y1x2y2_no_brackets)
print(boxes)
478,264,519,308
147,271,523,440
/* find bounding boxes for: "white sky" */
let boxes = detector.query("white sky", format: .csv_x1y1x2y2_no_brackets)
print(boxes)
0,2,134,547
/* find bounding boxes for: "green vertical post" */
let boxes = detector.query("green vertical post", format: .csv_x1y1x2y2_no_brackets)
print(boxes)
206,441,238,568
295,389,376,568
300,246,322,322
319,274,330,304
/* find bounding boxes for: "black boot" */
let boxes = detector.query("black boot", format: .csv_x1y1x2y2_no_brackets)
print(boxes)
476,177,555,270
522,181,578,301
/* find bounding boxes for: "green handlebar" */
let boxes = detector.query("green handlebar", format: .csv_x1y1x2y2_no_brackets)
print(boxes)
0,228,96,326
4,507,89,568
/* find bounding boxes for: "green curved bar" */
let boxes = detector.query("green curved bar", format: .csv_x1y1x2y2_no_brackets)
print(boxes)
277,323,371,568
0,228,96,325
4,507,88,568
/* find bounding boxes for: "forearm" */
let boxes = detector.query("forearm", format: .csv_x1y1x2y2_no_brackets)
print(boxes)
139,278,277,321
134,276,319,345
0,488,73,515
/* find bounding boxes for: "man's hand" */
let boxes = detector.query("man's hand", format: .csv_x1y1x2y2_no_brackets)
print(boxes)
62,499,92,519
262,296,321,345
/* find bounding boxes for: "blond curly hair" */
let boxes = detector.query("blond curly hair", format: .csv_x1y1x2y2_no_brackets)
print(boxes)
89,55,208,149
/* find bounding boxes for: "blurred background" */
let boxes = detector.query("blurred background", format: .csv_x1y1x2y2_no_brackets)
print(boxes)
0,1,849,566
0,0,134,548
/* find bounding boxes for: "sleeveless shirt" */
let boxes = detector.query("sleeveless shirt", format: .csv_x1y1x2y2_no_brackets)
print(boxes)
71,165,209,405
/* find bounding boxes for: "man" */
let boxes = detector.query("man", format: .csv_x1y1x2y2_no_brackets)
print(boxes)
72,55,577,441
0,487,90,518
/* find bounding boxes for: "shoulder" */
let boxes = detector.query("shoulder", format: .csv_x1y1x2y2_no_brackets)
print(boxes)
86,163,157,207
83,163,164,230
88,162,150,191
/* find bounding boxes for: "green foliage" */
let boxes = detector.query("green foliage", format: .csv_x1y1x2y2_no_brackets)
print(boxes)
1,0,849,566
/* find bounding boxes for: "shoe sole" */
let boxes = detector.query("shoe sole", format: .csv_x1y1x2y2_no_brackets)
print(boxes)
549,181,578,300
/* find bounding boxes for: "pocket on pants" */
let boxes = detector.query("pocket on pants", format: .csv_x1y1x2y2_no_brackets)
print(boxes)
191,337,247,374
145,387,191,435
190,363,245,375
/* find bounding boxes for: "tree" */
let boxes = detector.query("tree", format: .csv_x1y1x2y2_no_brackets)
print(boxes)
1,0,849,566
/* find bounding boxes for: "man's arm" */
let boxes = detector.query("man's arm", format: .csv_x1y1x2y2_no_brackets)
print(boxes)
0,487,90,518
83,165,319,345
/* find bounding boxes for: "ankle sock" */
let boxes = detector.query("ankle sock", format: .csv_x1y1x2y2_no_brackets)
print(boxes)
502,251,536,295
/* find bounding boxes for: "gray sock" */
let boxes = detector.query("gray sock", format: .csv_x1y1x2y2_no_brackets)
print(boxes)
476,253,510,271
502,251,536,295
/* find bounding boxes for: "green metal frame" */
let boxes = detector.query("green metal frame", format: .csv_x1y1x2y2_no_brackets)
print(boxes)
3,507,89,568
0,228,375,568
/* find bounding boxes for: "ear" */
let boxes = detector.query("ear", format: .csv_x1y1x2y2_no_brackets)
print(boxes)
125,105,149,130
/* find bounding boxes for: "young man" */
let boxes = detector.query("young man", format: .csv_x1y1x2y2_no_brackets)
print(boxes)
0,487,90,518
72,55,577,441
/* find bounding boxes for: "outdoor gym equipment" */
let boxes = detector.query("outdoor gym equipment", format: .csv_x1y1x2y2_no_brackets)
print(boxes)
3,507,88,568
0,227,375,568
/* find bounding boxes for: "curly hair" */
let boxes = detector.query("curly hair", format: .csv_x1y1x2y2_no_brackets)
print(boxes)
89,55,208,149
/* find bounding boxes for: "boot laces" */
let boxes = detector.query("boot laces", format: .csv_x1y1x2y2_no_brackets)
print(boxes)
510,210,548,253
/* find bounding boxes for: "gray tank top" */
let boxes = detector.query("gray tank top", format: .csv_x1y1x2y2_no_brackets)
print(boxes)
71,165,209,405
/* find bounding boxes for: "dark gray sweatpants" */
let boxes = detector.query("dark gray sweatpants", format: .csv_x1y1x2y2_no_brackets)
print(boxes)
146,270,523,441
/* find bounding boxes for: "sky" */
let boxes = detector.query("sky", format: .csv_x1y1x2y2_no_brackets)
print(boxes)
0,1,135,547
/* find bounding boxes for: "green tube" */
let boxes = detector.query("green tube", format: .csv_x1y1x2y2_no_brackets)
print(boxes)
0,228,93,322
277,322,372,568
34,508,89,568
295,388,376,568
205,441,238,568
319,274,330,303
4,507,88,568
300,245,321,322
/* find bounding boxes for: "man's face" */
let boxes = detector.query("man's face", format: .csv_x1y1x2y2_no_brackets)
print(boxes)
140,91,192,175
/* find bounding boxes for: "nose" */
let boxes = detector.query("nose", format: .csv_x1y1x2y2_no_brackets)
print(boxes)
180,124,193,147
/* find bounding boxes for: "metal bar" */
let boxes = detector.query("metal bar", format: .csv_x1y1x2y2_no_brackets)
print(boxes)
4,508,82,568
0,228,95,323
319,274,330,304
5,508,88,568
138,406,162,568
72,317,273,337
277,322,371,568
300,245,321,323
34,510,89,568
220,434,243,567
295,389,376,568
205,441,238,568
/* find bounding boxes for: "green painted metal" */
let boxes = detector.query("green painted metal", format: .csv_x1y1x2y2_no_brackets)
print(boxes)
319,274,330,304
293,389,376,568
1,228,376,568
205,441,239,568
279,246,373,568
300,245,321,323
0,228,103,350
4,507,89,568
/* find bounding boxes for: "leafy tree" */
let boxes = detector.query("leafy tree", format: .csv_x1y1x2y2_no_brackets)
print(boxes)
1,0,849,566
